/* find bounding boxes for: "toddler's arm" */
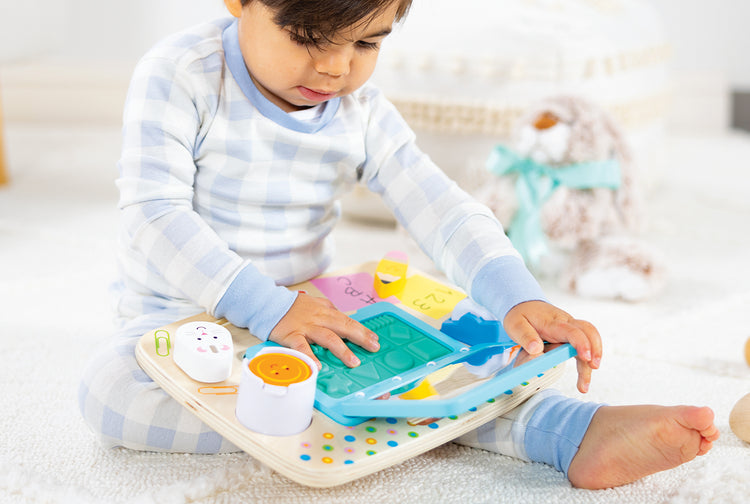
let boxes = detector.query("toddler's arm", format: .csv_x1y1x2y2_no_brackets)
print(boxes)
503,300,602,393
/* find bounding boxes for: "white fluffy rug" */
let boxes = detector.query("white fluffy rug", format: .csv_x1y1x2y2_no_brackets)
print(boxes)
2,124,750,503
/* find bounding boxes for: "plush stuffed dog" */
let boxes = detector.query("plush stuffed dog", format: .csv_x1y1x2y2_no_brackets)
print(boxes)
464,95,665,301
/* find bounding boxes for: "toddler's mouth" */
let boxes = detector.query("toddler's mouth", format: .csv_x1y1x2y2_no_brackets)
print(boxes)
298,86,338,102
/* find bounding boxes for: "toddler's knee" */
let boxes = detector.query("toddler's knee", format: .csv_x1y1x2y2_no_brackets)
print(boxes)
77,341,156,449
77,349,234,453
77,351,132,449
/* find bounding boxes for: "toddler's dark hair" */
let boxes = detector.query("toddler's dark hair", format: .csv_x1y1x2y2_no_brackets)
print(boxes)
243,0,412,46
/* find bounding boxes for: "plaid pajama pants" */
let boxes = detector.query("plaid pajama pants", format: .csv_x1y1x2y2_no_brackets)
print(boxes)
78,310,240,453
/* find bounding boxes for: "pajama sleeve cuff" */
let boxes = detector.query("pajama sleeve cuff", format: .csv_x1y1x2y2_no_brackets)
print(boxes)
470,256,548,321
213,262,298,341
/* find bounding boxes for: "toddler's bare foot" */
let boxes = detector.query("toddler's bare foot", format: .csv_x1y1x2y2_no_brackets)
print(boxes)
567,405,719,489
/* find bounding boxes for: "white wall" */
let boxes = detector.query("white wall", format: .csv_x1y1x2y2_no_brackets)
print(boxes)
0,0,229,123
0,0,66,62
0,0,226,63
60,0,228,64
650,0,750,91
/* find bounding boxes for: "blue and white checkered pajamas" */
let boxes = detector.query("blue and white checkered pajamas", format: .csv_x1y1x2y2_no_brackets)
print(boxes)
78,18,600,475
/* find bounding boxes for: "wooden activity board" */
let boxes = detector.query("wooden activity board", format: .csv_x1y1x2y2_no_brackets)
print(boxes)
136,261,569,487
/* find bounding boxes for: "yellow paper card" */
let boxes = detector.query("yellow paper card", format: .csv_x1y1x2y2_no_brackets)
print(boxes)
396,274,466,319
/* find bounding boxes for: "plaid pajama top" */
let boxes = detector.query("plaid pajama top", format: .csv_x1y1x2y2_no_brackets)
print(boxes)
115,18,545,339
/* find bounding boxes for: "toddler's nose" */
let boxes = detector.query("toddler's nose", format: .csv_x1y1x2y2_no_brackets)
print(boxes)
314,47,351,77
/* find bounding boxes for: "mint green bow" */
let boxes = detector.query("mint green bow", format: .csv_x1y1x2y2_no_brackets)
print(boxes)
486,144,621,269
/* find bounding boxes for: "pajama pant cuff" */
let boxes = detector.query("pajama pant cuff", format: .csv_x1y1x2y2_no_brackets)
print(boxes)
524,394,604,477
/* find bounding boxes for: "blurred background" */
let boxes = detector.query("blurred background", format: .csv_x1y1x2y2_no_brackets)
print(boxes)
0,0,748,132
1,0,749,218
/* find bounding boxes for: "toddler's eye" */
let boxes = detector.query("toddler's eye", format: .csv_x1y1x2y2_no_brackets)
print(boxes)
356,40,380,51
289,31,321,48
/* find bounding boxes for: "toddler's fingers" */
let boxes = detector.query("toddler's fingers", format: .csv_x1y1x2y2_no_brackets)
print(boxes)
542,318,595,363
576,357,593,393
304,326,362,368
298,294,379,353
327,312,380,353
570,319,602,368
504,313,545,355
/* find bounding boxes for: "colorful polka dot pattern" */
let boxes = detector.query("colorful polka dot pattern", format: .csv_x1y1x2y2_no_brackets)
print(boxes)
288,366,559,472
298,417,433,464
295,382,524,466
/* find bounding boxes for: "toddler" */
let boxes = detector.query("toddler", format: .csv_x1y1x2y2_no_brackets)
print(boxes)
79,0,718,489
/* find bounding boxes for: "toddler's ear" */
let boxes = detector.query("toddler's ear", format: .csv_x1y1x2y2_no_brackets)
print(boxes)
224,0,243,18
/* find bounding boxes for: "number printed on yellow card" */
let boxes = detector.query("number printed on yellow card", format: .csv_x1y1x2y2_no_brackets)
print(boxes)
396,274,466,319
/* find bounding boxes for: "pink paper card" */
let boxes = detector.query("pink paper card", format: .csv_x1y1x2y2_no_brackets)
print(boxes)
311,272,399,312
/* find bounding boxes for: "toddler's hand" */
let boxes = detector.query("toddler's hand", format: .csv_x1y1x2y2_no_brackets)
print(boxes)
503,300,602,393
268,293,380,369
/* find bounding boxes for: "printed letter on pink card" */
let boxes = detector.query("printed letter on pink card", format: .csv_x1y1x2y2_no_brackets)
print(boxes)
311,273,399,312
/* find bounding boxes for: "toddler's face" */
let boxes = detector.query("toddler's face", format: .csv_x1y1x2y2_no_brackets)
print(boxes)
228,1,398,112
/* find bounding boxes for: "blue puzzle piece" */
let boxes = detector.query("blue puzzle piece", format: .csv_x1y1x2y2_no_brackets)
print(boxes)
440,313,516,365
